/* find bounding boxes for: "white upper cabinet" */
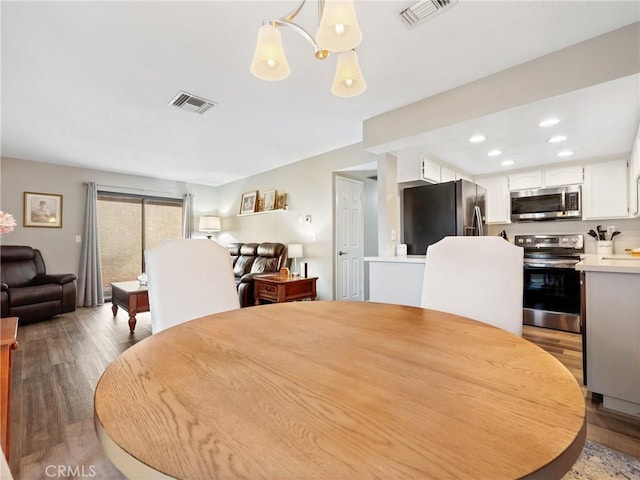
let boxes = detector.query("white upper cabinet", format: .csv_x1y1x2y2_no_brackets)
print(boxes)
583,158,629,219
421,157,442,183
477,175,510,224
508,165,584,190
440,165,456,183
543,165,584,187
397,155,471,185
456,171,474,182
508,170,542,191
629,125,640,217
421,157,470,184
397,154,423,183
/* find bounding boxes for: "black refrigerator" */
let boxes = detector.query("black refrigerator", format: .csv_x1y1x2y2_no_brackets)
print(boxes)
402,180,487,255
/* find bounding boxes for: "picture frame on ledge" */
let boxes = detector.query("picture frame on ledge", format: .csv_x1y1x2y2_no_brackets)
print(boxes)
263,190,277,211
24,191,63,228
276,192,287,210
240,191,258,215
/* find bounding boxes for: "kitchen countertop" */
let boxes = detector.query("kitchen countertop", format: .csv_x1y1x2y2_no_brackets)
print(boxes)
576,254,640,274
364,255,426,264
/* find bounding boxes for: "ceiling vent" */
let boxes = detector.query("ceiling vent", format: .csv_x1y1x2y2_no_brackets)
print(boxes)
169,91,216,114
398,0,457,28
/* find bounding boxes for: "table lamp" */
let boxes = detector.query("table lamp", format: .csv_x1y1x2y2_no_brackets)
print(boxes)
288,244,303,276
199,216,221,239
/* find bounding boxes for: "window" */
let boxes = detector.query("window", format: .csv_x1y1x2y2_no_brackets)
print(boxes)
98,192,183,296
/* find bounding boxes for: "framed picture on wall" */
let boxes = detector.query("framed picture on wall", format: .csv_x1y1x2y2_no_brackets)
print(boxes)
276,192,287,210
23,192,63,228
263,190,277,211
240,191,258,215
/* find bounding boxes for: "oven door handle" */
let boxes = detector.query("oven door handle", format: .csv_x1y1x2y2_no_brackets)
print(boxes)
561,189,566,213
524,262,577,269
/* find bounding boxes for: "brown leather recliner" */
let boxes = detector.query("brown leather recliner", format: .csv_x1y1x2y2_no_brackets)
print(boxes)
227,242,287,307
1,245,77,324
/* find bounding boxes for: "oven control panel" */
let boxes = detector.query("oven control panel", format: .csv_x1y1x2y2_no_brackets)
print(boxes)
514,234,584,251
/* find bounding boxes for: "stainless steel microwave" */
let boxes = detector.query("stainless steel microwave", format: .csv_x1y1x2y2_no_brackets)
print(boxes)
510,185,581,222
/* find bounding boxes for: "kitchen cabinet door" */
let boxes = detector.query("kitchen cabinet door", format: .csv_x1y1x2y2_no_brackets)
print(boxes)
397,154,423,183
455,171,473,182
440,165,456,183
422,157,441,183
585,271,640,415
477,175,510,224
629,125,640,217
508,170,542,191
583,159,628,219
543,165,583,187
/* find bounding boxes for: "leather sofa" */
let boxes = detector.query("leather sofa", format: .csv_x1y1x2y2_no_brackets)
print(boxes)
1,245,77,324
227,243,287,307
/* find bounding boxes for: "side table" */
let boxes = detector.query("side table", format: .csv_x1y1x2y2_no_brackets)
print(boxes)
111,281,149,332
1,316,18,460
254,274,318,305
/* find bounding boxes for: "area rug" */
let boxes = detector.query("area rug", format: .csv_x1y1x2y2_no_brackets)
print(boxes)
563,440,640,479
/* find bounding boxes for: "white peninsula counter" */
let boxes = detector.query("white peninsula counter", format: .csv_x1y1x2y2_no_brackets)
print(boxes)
365,256,425,307
576,254,640,418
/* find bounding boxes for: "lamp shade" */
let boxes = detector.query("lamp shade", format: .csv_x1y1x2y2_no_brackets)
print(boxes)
250,24,291,81
288,244,303,259
315,0,362,52
331,50,366,97
199,216,221,232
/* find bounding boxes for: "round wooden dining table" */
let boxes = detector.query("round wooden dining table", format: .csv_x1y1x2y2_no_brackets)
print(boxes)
94,301,586,480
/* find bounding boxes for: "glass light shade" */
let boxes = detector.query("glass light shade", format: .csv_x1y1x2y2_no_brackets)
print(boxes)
288,244,303,259
199,216,221,232
250,24,291,81
315,0,362,52
331,50,366,97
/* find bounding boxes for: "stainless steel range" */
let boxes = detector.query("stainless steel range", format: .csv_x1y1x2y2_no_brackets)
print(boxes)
515,234,584,333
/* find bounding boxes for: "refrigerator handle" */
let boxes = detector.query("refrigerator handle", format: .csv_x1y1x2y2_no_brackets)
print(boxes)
473,206,484,236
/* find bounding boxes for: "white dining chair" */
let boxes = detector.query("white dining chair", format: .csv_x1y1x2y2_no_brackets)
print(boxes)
421,236,524,336
145,239,240,334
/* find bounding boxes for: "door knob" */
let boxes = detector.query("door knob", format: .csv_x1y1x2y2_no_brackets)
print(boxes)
338,251,347,256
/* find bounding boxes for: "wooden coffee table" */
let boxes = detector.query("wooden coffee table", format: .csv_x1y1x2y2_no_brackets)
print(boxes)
111,281,149,332
254,274,318,305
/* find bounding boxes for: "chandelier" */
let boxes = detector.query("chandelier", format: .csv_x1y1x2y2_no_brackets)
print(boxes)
250,0,366,97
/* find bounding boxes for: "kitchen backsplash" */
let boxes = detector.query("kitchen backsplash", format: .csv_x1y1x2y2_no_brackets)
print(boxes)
488,218,640,254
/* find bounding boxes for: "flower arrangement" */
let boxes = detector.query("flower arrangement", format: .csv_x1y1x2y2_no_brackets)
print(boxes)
0,211,17,236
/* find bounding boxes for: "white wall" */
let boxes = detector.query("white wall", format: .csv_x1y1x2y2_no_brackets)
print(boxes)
213,142,375,301
1,142,375,302
362,176,379,300
0,156,217,275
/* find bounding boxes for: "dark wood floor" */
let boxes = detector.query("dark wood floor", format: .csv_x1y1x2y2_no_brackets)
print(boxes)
6,307,640,479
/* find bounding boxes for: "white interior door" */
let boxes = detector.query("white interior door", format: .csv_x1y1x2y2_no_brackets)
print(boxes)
335,175,364,301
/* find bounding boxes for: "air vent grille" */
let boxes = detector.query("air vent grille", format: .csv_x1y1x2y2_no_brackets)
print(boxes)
398,0,456,28
169,91,216,114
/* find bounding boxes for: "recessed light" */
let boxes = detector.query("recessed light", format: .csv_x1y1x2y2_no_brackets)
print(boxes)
469,134,485,143
557,150,574,157
487,149,502,157
548,135,567,143
539,118,560,127
501,160,514,166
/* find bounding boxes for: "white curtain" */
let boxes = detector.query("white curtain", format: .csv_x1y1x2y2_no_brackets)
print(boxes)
77,182,104,306
182,193,194,238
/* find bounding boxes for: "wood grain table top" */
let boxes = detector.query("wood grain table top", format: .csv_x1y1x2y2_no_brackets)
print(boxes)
94,301,586,480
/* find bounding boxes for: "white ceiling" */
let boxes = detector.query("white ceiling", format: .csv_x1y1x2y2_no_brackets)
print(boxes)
399,73,640,175
2,1,639,186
